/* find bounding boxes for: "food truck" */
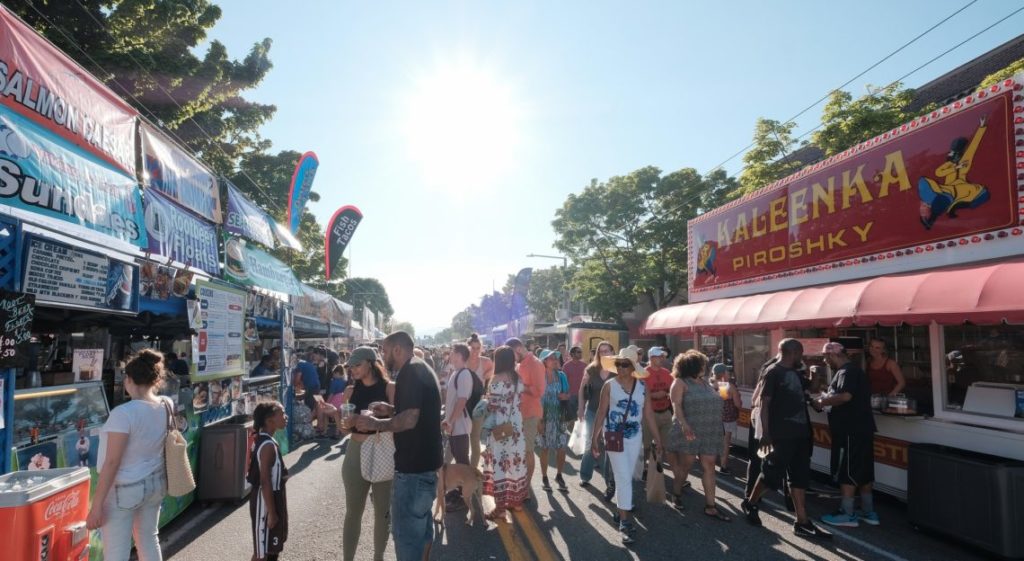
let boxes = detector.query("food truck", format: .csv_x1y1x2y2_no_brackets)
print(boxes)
644,75,1024,500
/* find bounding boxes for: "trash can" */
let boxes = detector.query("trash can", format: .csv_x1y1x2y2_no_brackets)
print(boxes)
908,443,1024,559
198,414,254,501
0,467,91,561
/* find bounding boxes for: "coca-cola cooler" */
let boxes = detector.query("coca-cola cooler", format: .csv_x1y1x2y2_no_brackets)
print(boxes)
0,467,91,561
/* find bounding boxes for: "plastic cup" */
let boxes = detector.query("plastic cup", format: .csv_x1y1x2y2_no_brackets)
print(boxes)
718,382,730,400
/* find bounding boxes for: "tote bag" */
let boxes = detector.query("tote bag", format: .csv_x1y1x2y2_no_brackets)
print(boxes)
163,400,196,497
360,431,395,483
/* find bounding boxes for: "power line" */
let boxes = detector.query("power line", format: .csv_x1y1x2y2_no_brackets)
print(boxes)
704,0,979,175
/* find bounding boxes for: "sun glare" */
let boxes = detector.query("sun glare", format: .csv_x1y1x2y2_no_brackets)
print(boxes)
402,60,524,193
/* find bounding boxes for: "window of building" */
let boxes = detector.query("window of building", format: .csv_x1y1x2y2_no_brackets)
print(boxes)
732,331,770,388
944,324,1024,419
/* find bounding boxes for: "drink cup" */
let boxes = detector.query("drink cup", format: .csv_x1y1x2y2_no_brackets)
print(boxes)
339,404,356,429
718,382,730,400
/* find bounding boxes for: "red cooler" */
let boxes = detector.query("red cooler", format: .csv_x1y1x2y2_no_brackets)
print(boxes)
0,467,91,561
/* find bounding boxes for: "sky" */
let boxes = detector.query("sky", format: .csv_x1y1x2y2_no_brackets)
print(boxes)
206,0,1024,335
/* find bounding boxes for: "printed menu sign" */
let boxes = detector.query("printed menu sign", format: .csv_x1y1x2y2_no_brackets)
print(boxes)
22,236,138,312
72,349,104,383
0,289,35,368
192,280,245,381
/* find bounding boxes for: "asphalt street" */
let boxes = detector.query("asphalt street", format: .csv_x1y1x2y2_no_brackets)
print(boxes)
160,439,993,561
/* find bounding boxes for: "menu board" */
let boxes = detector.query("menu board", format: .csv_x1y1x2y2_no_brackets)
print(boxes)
72,349,104,383
0,289,35,368
22,236,138,313
192,280,245,381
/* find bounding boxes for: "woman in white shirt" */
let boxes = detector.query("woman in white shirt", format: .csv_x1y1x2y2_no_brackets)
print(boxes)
86,349,171,561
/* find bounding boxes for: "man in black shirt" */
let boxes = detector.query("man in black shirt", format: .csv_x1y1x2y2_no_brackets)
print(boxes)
356,331,442,561
742,339,826,538
817,341,879,528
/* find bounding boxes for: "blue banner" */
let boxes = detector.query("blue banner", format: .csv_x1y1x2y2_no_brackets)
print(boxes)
286,151,318,234
0,105,146,246
224,181,276,247
144,189,220,275
141,123,221,223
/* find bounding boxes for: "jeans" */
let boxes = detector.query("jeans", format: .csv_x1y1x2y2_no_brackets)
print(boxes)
579,408,610,485
391,471,437,561
101,468,166,561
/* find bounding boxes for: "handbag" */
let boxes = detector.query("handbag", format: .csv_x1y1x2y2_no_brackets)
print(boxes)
491,382,518,442
360,431,395,483
162,399,196,497
603,380,636,453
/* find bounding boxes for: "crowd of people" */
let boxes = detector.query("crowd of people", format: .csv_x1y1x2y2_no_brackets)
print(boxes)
80,331,882,561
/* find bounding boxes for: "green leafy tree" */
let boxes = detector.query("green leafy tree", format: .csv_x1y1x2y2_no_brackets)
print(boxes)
450,308,476,339
343,278,394,324
553,166,737,319
737,118,803,196
392,321,415,338
8,0,276,175
980,57,1024,88
812,83,919,157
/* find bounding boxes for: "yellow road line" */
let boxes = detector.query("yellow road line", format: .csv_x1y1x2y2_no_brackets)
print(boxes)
512,509,559,561
495,517,534,561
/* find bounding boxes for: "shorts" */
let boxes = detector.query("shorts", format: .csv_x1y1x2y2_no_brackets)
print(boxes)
523,417,539,455
251,484,288,558
644,409,673,449
723,421,737,437
761,437,811,491
831,432,875,487
302,391,319,412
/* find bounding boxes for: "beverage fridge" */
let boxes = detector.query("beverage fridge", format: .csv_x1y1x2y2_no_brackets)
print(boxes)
0,467,91,561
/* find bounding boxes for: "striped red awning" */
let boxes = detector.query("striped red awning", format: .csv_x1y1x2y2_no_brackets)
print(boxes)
643,260,1024,335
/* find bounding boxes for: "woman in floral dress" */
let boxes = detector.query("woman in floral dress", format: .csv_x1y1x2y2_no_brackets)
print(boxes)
481,346,528,518
535,349,570,492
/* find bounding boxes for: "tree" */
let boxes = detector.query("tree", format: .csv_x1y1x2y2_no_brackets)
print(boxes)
343,278,394,324
8,0,276,175
737,118,803,196
552,166,737,319
392,321,415,339
812,83,919,157
502,266,575,322
980,57,1024,88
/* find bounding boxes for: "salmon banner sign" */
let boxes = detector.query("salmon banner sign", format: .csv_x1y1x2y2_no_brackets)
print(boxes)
688,79,1024,303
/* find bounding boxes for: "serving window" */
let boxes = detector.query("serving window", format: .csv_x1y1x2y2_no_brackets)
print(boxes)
732,330,771,388
943,324,1024,419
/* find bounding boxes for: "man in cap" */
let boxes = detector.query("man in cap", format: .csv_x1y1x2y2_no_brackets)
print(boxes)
507,337,546,498
817,341,878,528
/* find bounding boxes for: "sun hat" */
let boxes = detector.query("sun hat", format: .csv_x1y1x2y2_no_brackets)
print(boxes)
601,346,647,378
538,349,561,363
346,346,379,367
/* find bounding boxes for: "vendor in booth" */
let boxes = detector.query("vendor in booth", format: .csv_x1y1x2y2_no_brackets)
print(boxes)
866,338,906,397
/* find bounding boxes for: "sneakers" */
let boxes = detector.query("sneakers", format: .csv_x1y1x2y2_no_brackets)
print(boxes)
672,493,685,511
857,510,881,526
794,521,830,539
821,511,860,527
604,485,616,502
580,480,591,488
619,522,636,545
555,474,568,492
541,476,552,491
741,499,762,527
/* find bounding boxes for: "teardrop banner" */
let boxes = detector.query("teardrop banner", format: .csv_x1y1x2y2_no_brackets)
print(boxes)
325,205,363,280
286,151,319,234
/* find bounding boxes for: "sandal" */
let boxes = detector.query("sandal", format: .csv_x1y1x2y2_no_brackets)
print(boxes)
704,506,732,522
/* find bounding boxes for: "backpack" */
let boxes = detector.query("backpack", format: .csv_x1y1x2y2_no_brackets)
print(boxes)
455,367,484,419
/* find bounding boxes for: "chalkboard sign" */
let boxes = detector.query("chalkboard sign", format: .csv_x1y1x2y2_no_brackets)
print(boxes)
0,290,35,368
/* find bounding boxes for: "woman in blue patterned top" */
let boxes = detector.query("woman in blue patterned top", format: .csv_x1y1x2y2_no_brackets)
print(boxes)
591,347,664,545
535,349,570,492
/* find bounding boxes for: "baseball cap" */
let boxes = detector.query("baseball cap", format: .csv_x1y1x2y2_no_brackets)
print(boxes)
711,363,728,375
648,347,667,357
346,346,379,367
822,341,845,355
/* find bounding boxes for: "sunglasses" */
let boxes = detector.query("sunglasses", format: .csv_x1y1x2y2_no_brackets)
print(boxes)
614,361,633,368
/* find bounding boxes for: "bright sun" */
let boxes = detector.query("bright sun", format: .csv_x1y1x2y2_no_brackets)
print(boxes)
402,60,524,193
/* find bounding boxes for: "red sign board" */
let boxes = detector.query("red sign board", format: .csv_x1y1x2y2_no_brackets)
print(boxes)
689,82,1023,302
0,6,138,174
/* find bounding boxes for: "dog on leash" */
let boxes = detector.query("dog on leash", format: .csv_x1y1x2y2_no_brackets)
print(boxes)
434,463,484,526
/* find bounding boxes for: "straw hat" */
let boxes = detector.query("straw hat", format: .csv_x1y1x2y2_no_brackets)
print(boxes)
601,347,647,379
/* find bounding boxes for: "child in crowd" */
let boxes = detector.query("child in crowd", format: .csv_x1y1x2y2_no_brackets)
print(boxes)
249,402,289,561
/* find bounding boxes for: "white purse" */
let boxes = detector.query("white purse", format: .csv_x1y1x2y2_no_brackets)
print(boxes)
360,432,395,483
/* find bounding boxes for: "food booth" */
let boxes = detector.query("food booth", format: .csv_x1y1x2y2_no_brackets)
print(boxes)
645,76,1024,500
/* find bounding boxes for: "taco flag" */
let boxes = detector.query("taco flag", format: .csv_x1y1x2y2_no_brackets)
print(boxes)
286,151,319,234
325,205,363,280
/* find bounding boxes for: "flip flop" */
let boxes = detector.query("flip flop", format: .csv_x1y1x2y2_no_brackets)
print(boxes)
704,506,732,522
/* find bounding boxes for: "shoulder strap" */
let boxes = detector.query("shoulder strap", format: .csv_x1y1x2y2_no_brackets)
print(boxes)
616,379,637,431
162,398,175,433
